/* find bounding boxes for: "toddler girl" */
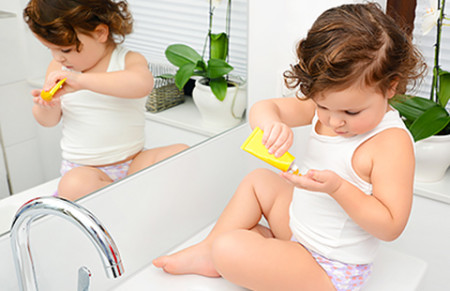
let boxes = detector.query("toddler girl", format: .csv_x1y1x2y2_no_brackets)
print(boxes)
24,0,188,200
153,3,426,291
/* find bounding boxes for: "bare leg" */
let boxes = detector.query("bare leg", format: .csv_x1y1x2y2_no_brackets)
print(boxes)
211,229,335,291
127,143,188,175
152,168,294,277
58,167,113,201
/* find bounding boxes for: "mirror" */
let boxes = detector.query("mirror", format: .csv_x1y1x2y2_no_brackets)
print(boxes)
0,0,248,235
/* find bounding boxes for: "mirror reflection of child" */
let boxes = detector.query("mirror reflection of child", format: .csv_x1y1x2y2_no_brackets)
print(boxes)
24,0,188,201
153,3,426,290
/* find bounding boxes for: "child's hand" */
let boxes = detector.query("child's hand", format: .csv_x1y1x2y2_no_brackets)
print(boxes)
261,122,293,158
32,88,61,108
280,169,343,195
44,70,79,98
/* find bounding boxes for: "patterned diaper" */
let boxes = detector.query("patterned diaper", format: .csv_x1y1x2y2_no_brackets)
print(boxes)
60,159,132,182
291,236,373,291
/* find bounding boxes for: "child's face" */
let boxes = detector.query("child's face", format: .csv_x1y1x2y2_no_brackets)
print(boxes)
314,84,394,137
35,30,109,73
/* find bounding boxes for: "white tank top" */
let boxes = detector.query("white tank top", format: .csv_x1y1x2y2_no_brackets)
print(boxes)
60,46,146,165
289,109,413,264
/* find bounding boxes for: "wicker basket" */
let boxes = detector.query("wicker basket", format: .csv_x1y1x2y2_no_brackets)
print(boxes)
146,63,185,113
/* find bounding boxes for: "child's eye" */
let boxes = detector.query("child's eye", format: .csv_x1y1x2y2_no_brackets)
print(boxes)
61,48,72,53
345,111,360,116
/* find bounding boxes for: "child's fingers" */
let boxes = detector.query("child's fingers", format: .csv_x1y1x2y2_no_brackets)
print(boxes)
280,171,310,186
285,169,342,194
272,130,293,157
261,124,279,148
31,89,41,97
264,124,293,157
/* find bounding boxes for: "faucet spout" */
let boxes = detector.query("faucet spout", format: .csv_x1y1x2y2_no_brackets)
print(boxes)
10,197,124,291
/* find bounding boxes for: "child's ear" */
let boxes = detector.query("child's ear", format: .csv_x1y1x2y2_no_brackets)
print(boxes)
387,79,399,99
94,24,110,43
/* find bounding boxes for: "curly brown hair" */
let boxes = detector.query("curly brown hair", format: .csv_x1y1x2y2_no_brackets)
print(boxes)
23,0,133,51
284,3,426,99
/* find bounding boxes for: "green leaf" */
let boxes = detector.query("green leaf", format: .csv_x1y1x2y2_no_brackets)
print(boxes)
174,63,196,89
438,70,450,108
207,58,233,79
157,74,175,79
195,59,207,72
209,77,227,101
210,33,229,61
390,95,437,121
165,44,203,67
409,105,450,141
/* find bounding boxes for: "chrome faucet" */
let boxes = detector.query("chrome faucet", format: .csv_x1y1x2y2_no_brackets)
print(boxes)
10,197,124,291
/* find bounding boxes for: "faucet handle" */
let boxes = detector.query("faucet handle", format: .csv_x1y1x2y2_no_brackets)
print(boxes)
77,266,91,291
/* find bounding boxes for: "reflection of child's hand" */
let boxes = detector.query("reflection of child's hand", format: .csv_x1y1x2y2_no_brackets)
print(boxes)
261,122,294,158
32,88,61,108
44,70,78,98
280,169,343,195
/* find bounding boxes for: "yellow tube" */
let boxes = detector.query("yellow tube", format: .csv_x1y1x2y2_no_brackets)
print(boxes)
40,78,67,101
241,127,300,175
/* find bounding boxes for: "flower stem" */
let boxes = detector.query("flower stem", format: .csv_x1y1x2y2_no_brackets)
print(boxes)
431,0,446,102
226,0,231,63
202,0,215,60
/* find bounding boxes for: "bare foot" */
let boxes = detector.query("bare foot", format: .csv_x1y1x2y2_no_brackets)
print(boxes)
152,242,220,277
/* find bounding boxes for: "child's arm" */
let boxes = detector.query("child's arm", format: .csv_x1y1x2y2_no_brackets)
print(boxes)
281,128,415,241
249,97,316,157
47,51,153,99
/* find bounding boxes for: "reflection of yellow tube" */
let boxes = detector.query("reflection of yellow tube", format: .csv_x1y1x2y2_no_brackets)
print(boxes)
241,127,300,175
40,78,67,101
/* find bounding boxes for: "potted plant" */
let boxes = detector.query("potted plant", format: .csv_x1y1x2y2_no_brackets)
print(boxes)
390,0,450,182
163,0,247,129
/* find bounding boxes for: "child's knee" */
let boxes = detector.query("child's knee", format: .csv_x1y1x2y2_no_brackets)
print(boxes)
211,230,259,269
58,167,110,200
211,231,242,271
174,143,189,152
245,168,276,182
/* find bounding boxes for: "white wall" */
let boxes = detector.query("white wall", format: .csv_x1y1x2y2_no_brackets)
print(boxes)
0,1,57,195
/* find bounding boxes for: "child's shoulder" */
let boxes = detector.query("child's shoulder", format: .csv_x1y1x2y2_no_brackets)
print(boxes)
354,127,414,183
361,127,414,163
123,48,148,66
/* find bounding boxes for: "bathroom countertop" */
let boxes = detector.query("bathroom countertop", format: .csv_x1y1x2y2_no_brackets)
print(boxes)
414,168,450,204
111,222,426,291
144,97,236,137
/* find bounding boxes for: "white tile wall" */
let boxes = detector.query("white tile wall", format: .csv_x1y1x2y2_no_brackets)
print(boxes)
0,0,57,195
0,145,10,198
5,137,45,193
0,12,25,86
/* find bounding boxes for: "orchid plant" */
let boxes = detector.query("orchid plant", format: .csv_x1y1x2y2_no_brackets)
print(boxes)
164,0,233,101
391,0,450,141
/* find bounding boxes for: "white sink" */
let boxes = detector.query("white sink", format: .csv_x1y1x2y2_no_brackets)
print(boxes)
110,223,248,291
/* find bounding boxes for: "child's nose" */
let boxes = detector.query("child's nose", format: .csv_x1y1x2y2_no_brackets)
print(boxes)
51,51,66,63
329,114,345,128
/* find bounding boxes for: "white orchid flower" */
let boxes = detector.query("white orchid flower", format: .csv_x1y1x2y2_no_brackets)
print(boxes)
210,0,223,9
421,0,440,35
